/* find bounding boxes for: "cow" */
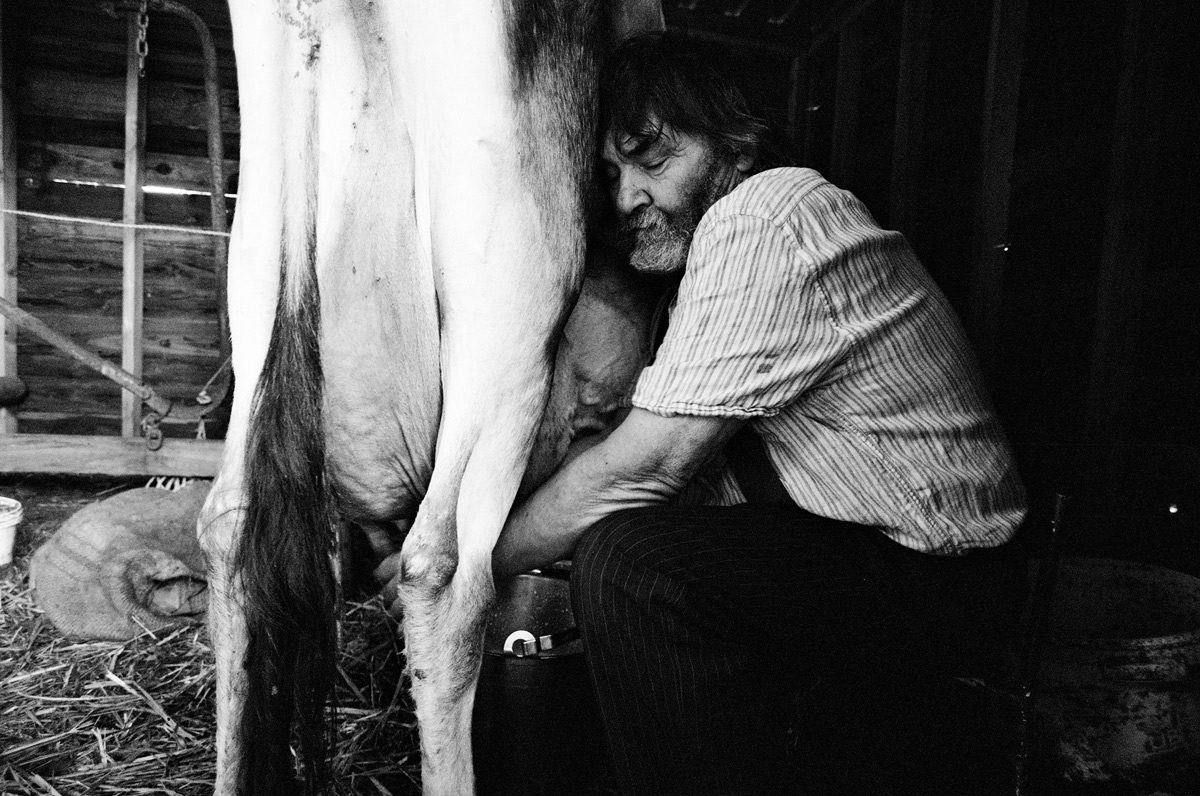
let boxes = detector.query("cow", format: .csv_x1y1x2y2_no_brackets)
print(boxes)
197,1,663,794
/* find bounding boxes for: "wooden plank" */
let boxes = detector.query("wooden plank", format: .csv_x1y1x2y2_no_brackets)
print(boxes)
19,215,221,259
122,13,147,439
888,0,932,235
15,373,208,414
1,1,17,434
968,0,1027,375
19,180,228,230
1084,0,1167,444
17,352,218,394
17,68,240,134
18,22,236,86
19,142,238,196
18,261,220,314
13,367,218,415
18,312,219,360
15,410,212,428
0,434,222,476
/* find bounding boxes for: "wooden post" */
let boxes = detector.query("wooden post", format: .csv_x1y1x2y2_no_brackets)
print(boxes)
968,0,1027,376
1084,0,1166,446
829,22,865,188
800,52,822,167
0,2,18,434
888,0,932,236
121,10,147,439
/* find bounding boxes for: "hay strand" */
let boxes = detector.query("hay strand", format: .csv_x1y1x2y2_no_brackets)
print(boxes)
0,477,422,795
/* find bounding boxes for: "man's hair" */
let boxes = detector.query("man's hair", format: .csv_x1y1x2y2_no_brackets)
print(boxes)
599,32,790,170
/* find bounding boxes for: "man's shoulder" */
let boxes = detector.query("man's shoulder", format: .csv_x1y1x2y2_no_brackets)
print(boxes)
706,167,832,222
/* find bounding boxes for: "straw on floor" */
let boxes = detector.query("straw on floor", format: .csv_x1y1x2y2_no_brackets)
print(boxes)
0,477,422,796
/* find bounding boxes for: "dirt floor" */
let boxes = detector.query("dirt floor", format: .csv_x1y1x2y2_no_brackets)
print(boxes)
0,474,422,795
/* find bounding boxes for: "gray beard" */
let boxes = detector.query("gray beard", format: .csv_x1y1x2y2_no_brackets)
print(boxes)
627,209,694,275
622,153,737,275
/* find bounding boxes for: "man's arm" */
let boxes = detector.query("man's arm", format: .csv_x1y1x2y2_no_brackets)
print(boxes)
493,407,743,579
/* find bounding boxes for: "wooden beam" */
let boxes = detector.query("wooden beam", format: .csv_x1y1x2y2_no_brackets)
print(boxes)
20,28,237,86
888,0,932,235
0,434,222,476
19,142,238,196
1,1,17,435
19,214,224,259
1084,0,1167,444
121,12,147,439
968,0,1027,375
17,68,240,135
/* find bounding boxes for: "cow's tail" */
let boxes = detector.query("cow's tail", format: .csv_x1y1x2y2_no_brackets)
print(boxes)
233,118,336,794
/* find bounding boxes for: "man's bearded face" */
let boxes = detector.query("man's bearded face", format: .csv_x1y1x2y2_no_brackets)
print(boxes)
620,156,727,275
602,124,748,276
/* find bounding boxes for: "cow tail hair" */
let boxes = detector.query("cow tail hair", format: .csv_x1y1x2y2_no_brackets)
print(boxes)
234,173,337,794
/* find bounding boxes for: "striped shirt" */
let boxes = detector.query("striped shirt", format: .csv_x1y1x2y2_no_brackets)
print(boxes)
631,168,1027,555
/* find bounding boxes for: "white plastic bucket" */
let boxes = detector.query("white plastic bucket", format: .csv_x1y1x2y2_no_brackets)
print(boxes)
0,496,23,569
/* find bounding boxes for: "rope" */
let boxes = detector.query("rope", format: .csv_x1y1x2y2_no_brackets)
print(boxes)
197,355,232,397
0,207,231,238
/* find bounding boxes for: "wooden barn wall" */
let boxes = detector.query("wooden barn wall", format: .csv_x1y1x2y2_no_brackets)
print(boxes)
3,0,236,438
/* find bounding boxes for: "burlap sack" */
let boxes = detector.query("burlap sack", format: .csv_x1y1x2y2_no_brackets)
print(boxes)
30,481,210,640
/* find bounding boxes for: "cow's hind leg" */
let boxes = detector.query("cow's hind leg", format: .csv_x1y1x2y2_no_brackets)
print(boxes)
198,462,250,796
374,2,604,789
394,489,492,793
396,396,564,794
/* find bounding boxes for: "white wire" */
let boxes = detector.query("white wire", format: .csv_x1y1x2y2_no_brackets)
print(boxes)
1,207,231,237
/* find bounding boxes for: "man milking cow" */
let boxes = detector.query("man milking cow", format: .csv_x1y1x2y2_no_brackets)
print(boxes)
492,32,1028,793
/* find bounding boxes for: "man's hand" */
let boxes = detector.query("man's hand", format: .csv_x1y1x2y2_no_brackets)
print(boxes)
492,407,743,579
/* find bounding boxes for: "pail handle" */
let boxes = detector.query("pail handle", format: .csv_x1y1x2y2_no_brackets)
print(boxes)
503,626,581,658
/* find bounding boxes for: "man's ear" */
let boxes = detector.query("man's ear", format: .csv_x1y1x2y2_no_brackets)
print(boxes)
735,149,756,175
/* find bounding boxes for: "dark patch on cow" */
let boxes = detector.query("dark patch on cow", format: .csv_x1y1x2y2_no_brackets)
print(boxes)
505,0,606,309
505,0,602,95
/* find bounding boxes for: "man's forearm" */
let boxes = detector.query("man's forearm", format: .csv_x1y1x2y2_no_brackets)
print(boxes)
492,446,670,579
492,408,742,580
491,481,590,579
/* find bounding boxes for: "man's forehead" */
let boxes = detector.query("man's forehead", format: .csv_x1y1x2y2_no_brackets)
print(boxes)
603,123,681,163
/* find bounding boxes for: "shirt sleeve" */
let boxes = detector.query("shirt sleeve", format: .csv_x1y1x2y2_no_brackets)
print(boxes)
632,210,853,418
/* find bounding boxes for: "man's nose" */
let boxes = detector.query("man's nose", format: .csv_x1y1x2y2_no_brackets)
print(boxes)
615,172,651,217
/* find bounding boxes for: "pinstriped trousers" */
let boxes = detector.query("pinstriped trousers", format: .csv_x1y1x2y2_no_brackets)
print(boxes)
569,503,1022,795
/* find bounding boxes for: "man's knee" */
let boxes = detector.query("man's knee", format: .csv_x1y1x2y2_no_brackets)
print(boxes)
570,507,661,607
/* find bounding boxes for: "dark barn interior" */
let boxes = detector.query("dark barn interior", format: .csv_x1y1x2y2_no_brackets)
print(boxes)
1,0,1198,793
4,0,1196,572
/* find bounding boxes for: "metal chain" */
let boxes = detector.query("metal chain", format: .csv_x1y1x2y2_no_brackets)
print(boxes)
137,0,150,77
